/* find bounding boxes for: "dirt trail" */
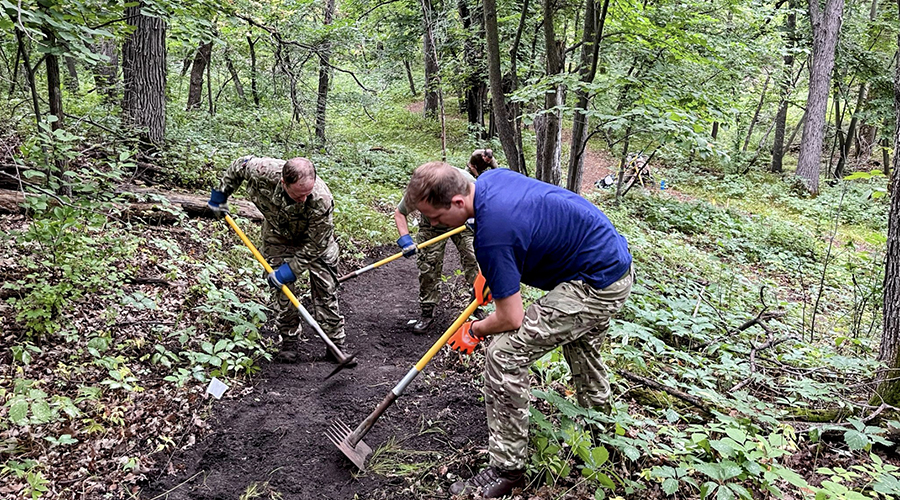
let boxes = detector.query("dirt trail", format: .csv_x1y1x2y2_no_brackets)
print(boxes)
141,245,486,499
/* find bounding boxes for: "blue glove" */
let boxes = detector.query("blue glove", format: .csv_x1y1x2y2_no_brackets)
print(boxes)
266,263,297,288
397,234,417,258
208,189,228,219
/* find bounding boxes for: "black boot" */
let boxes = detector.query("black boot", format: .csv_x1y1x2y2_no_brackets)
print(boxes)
276,336,299,363
449,467,525,498
413,310,434,334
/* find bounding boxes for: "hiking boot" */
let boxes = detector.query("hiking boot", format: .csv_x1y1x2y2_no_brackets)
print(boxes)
325,345,357,367
449,467,525,498
276,336,299,363
412,313,434,334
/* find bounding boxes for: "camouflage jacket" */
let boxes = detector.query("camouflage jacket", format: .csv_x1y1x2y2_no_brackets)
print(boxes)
217,156,336,271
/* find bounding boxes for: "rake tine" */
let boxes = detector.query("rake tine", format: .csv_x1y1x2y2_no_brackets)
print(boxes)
329,299,481,470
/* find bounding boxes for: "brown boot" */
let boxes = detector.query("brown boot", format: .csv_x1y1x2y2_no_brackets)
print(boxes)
276,336,299,363
449,467,525,498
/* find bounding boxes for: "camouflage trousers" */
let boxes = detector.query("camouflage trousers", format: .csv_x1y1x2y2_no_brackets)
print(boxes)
416,224,478,316
263,233,346,345
484,266,634,470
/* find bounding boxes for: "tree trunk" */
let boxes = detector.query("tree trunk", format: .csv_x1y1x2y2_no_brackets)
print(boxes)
122,3,167,147
315,0,336,144
42,28,63,131
403,60,417,95
712,121,719,140
771,2,796,173
90,39,118,102
484,0,523,173
834,83,868,178
225,53,245,101
248,34,260,107
15,29,42,127
536,0,562,185
875,22,900,405
743,74,770,152
567,0,610,193
884,137,892,178
422,0,439,117
458,0,487,136
187,41,212,110
64,57,78,93
796,0,844,195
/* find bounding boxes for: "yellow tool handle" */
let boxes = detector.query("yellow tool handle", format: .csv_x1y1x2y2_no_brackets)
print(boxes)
339,224,468,282
415,298,481,371
224,214,301,309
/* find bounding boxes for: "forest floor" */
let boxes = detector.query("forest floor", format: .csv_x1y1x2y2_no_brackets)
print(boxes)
140,244,494,500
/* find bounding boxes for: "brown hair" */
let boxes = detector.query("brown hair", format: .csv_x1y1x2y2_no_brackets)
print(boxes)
283,157,317,186
403,161,470,209
468,149,498,175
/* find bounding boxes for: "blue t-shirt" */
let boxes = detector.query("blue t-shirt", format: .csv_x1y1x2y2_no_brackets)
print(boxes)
474,169,632,299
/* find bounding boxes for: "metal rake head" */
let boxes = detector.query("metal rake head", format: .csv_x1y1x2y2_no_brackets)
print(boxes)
326,418,372,471
325,352,358,380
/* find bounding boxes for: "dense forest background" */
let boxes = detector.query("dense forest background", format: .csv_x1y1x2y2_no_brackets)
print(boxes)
2,0,900,498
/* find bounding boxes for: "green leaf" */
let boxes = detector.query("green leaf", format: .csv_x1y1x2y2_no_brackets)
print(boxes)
719,461,742,480
201,341,214,354
774,466,809,489
31,399,52,424
694,462,723,481
728,483,752,499
591,446,609,466
724,427,747,444
716,485,735,500
843,429,870,451
662,478,679,495
8,397,29,425
214,339,228,353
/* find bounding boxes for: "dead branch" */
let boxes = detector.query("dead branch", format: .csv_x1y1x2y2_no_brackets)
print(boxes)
618,369,711,414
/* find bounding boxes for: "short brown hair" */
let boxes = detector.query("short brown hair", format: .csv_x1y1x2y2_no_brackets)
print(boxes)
283,157,317,186
468,149,498,175
404,161,470,209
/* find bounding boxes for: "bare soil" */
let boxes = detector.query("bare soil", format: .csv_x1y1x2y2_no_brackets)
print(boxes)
140,244,488,499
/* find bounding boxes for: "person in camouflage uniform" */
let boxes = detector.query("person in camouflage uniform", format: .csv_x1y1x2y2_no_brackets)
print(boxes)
393,164,479,334
466,148,499,178
207,156,347,364
403,163,634,498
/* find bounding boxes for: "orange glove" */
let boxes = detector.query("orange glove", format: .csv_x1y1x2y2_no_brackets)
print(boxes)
473,273,492,306
448,321,481,354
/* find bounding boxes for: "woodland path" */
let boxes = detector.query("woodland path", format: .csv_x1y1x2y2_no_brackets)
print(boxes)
141,244,488,499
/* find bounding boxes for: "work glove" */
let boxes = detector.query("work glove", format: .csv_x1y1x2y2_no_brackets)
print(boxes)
266,263,297,289
397,234,417,258
208,189,229,219
465,218,475,231
448,321,481,355
473,273,492,306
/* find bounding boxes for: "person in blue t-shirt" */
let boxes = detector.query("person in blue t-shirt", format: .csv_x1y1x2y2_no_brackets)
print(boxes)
402,162,634,499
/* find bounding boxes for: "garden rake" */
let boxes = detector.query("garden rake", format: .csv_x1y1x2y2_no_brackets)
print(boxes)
326,297,481,470
223,214,357,379
338,224,467,283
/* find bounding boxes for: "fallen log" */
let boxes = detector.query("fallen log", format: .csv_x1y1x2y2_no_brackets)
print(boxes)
0,187,263,222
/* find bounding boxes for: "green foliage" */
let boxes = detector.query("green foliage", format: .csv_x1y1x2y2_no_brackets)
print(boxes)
4,206,136,339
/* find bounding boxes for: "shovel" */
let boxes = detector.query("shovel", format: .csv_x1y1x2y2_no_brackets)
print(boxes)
326,297,480,470
223,214,357,379
338,225,467,283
